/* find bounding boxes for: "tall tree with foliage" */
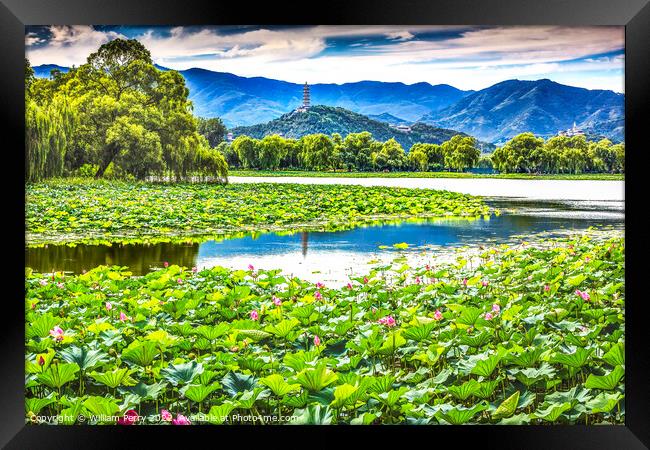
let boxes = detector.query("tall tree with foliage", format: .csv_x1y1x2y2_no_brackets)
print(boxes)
197,117,227,147
373,138,406,171
232,136,259,169
491,132,544,173
299,134,336,170
442,135,480,171
26,39,227,182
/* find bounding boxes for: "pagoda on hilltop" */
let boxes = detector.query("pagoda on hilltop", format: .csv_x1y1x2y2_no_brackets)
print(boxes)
295,82,311,112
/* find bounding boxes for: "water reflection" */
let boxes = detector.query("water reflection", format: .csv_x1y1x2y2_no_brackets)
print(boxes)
27,242,199,275
26,199,623,277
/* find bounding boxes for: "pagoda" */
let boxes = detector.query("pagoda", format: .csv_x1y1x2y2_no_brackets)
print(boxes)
295,82,311,112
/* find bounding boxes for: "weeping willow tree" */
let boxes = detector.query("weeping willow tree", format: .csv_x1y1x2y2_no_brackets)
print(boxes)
25,94,77,182
25,40,228,183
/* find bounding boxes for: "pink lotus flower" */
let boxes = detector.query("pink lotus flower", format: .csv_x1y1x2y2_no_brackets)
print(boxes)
172,414,191,425
415,277,421,285
49,326,64,341
484,312,494,320
38,355,45,366
425,264,431,271
481,280,489,288
117,409,139,425
105,302,112,311
363,277,369,284
313,335,321,346
544,284,550,292
163,261,169,268
462,278,468,287
119,312,128,322
316,282,325,289
314,291,323,301
433,310,443,321
575,289,591,301
492,304,500,314
378,316,396,327
177,278,183,284
250,310,259,321
273,296,282,306
160,409,172,422
192,266,198,273
585,257,591,262
248,264,255,271
346,282,353,290
39,279,48,286
56,282,64,289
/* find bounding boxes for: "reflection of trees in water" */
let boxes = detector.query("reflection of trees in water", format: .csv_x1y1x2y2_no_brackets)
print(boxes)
26,243,199,275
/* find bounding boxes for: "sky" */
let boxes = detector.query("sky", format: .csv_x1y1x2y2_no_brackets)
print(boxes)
25,25,625,92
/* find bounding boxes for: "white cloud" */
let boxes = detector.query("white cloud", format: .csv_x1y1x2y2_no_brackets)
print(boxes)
26,25,126,67
25,25,624,92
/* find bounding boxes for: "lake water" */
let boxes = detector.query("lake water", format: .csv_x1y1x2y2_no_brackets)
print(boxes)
26,198,624,285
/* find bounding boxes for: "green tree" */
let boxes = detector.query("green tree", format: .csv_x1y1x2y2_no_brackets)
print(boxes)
373,138,406,171
442,135,480,171
491,133,544,173
232,136,259,169
197,117,227,148
339,132,379,171
407,147,428,171
258,135,288,170
299,134,335,170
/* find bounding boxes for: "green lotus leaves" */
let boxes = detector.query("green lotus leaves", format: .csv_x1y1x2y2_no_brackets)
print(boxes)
492,391,520,420
207,402,237,424
121,340,159,367
585,366,625,390
296,364,339,392
37,363,80,389
27,182,491,246
222,372,257,397
182,383,221,403
602,343,625,367
259,374,301,397
160,361,204,386
24,230,625,425
60,346,109,371
90,367,137,389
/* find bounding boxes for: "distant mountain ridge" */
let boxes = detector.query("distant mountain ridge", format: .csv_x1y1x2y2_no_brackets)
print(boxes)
32,64,624,144
231,105,495,152
422,79,624,143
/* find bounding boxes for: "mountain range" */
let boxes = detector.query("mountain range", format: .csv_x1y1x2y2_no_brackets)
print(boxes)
33,64,624,144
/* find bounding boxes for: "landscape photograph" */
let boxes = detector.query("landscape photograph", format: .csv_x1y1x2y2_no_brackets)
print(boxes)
25,25,625,425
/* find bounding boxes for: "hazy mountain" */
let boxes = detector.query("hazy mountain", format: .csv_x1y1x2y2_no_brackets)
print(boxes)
178,68,471,127
32,64,69,78
231,105,495,152
420,79,624,144
32,65,624,144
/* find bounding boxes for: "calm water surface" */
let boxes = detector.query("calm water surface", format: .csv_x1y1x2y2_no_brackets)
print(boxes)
26,199,624,284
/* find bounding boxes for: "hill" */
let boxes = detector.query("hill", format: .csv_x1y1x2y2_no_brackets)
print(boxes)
421,79,624,144
231,105,495,151
178,68,471,127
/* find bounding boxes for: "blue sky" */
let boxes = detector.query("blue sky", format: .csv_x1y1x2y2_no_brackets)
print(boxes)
25,25,624,92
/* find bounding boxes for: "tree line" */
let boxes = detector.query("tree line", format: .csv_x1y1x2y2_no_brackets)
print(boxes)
491,132,624,174
25,39,228,183
217,131,623,174
218,132,481,172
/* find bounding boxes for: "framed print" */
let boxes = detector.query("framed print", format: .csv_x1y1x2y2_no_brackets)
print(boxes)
1,0,649,448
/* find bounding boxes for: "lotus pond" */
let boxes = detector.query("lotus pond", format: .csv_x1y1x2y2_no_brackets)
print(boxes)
26,180,489,246
25,233,625,425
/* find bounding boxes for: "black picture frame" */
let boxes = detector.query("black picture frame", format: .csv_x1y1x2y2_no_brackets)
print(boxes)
2,0,648,448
